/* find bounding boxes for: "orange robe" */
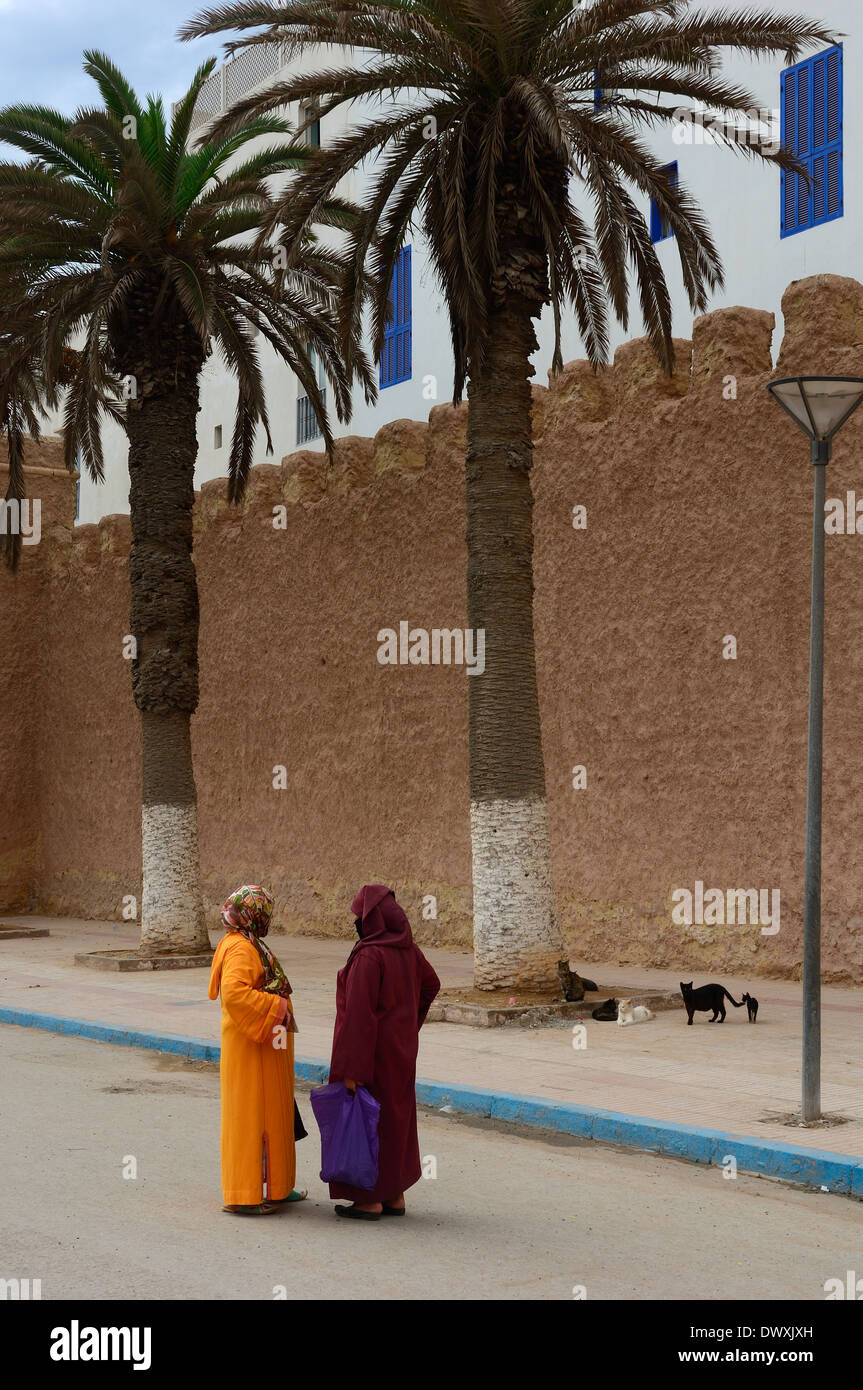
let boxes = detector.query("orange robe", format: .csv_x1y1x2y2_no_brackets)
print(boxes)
208,933,296,1205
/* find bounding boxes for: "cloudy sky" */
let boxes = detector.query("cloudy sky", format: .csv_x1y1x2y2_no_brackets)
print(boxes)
0,0,228,140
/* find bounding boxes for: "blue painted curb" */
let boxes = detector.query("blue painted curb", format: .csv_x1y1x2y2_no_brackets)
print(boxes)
412,1078,863,1196
2,1005,861,1195
0,1007,223,1064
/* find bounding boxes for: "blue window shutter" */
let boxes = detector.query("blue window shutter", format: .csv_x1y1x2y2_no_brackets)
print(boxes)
649,191,661,243
594,65,619,113
650,162,678,244
813,55,826,146
813,153,826,221
797,69,808,226
380,245,412,388
826,47,843,217
797,64,809,154
827,48,841,142
827,148,841,217
781,45,843,237
781,69,794,234
593,68,603,112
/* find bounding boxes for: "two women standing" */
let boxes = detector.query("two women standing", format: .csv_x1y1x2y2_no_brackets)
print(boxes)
209,882,440,1219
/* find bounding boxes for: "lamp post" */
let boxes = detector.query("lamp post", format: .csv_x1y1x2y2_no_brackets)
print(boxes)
766,377,863,1121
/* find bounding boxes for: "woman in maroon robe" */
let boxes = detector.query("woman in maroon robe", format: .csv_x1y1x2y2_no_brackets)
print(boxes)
329,884,440,1220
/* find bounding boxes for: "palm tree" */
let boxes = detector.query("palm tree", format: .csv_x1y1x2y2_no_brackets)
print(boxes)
0,52,373,955
182,0,830,990
1,280,104,571
1,300,56,573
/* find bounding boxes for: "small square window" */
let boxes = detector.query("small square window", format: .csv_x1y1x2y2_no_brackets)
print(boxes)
214,426,223,449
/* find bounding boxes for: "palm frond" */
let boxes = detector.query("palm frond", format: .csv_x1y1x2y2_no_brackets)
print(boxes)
179,0,833,387
0,46,370,524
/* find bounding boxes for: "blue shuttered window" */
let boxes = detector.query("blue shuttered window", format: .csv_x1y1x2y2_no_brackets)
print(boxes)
379,245,412,389
781,45,843,237
650,162,678,243
593,68,604,112
593,65,617,113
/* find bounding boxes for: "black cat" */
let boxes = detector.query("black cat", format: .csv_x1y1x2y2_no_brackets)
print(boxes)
741,992,759,1023
680,980,744,1025
591,997,619,1021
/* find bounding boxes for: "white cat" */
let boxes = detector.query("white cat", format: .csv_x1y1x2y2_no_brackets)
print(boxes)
617,998,656,1027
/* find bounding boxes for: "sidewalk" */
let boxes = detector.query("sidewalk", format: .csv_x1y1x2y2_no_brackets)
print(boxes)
2,917,863,1171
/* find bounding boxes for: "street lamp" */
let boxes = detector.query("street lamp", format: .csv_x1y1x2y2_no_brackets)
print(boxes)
767,376,863,1121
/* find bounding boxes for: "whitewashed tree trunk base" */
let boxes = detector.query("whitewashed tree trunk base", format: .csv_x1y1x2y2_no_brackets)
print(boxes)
140,803,209,955
471,795,564,990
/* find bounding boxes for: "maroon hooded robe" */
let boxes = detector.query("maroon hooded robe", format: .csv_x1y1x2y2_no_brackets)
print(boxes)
329,884,441,1203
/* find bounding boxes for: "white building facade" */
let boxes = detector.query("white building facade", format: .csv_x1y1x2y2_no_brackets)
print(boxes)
75,1,858,523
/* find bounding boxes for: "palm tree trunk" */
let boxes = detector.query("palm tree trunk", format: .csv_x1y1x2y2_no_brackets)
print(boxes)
465,297,564,991
127,385,208,956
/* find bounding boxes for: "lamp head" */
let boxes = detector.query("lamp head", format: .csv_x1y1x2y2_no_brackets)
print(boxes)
767,376,863,463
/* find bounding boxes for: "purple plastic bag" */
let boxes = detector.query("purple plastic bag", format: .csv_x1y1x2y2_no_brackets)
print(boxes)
310,1082,381,1190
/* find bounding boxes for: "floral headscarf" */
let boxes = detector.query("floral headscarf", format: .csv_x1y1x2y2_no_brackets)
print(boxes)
221,884,274,938
221,885,296,1030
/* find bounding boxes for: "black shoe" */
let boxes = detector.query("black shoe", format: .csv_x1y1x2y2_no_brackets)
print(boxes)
335,1204,382,1221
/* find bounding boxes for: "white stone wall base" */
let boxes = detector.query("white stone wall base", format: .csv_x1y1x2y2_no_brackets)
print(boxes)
140,803,209,954
470,796,564,990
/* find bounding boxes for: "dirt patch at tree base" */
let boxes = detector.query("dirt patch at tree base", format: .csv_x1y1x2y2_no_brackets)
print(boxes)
436,987,573,1008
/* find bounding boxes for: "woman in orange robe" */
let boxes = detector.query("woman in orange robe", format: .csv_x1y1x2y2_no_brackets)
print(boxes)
208,885,305,1215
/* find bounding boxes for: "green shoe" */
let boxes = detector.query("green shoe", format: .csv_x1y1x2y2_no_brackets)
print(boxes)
269,1188,308,1204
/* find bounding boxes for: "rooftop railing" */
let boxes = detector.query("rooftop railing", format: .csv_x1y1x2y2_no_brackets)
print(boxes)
180,41,287,130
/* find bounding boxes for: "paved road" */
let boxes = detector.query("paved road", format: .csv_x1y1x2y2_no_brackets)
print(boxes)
2,1026,861,1301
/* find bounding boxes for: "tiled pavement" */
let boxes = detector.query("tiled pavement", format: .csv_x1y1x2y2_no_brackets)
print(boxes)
2,918,862,1156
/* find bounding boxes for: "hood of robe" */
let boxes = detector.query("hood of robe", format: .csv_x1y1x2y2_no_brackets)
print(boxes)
349,883,414,950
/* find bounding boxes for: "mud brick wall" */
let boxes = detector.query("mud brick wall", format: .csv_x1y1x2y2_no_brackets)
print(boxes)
4,273,863,982
0,439,78,912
